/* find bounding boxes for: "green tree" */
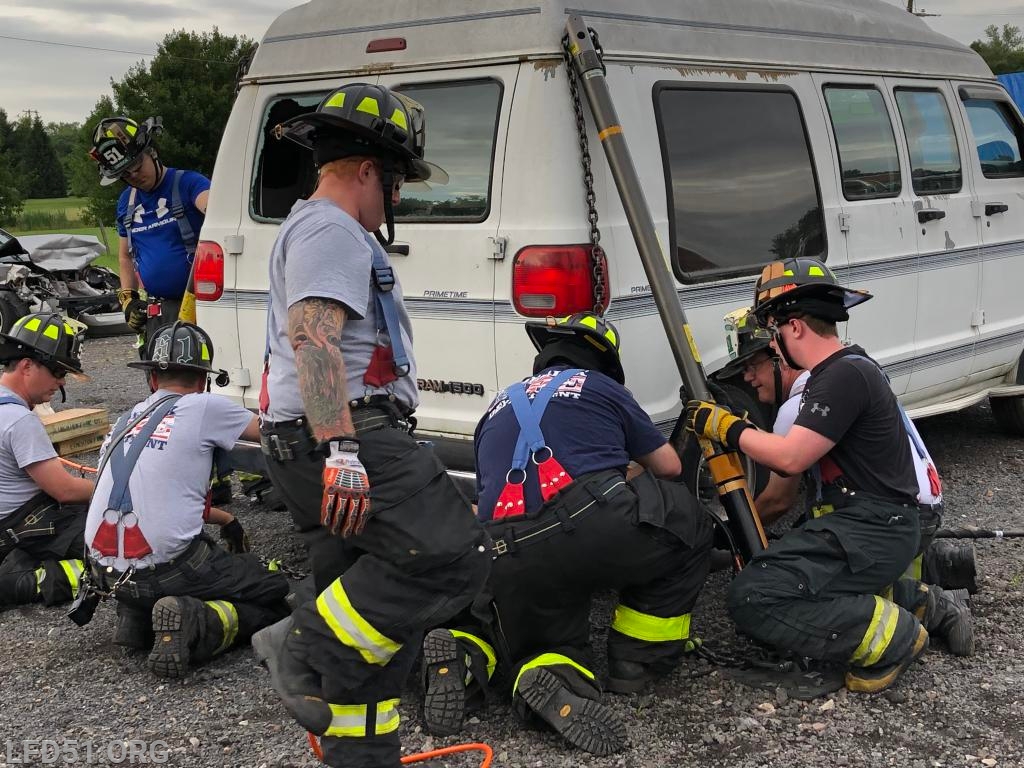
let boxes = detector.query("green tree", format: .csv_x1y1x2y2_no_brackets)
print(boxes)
7,113,66,198
45,121,85,196
0,109,12,151
971,24,1024,75
0,150,24,225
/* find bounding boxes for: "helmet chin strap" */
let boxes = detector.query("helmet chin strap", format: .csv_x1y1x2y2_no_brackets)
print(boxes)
58,385,66,404
377,162,397,246
772,327,803,372
771,359,784,408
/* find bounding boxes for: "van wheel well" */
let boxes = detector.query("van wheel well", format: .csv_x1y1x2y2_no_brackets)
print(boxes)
990,348,1024,436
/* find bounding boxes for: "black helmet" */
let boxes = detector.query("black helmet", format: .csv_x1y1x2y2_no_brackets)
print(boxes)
275,83,447,184
719,308,775,378
525,312,625,385
751,257,872,324
89,116,162,186
127,322,228,384
0,313,85,375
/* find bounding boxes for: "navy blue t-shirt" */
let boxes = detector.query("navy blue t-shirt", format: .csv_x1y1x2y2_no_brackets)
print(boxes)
116,168,209,299
474,366,667,521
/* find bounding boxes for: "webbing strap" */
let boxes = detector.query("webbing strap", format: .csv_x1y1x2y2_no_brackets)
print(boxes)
506,368,580,472
360,231,410,377
843,354,928,460
0,396,26,408
123,187,137,255
170,169,197,256
106,395,182,513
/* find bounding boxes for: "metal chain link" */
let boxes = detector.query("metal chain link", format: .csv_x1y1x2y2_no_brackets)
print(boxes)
561,29,607,316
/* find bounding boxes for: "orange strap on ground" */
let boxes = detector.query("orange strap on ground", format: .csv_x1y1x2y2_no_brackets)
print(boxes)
308,733,493,767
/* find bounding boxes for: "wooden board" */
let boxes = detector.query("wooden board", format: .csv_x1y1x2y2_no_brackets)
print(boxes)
54,428,107,458
39,408,109,443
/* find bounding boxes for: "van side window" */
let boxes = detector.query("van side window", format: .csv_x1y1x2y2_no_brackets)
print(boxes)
893,89,962,195
961,97,1024,179
251,93,325,221
394,80,502,222
655,86,825,282
823,86,901,200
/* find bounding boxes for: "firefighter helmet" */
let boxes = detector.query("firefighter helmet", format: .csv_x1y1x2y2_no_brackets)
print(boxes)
0,313,85,375
89,116,162,186
275,83,447,183
719,307,775,378
751,257,872,324
525,312,625,384
127,322,227,384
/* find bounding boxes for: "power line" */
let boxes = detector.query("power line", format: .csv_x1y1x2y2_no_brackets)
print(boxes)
0,33,239,64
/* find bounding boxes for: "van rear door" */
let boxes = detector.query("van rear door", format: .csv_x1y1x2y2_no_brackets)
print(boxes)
955,83,1024,382
378,68,518,463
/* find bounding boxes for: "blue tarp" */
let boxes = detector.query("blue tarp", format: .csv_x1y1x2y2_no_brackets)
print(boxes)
997,72,1024,113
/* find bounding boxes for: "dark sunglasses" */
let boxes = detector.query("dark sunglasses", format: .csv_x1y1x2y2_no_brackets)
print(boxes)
34,359,68,379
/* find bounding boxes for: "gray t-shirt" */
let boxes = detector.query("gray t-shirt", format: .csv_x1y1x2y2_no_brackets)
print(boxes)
85,390,253,570
264,198,418,422
0,384,57,520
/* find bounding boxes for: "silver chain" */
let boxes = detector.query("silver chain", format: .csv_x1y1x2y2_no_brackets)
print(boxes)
561,29,607,316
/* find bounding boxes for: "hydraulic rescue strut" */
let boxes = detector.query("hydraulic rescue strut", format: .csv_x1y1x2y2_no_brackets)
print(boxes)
562,15,767,566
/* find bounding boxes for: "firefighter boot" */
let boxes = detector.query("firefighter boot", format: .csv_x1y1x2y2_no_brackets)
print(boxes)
606,659,658,694
421,629,493,736
919,585,974,657
924,540,980,594
0,550,43,607
114,603,154,651
846,623,929,694
148,596,238,678
515,667,627,756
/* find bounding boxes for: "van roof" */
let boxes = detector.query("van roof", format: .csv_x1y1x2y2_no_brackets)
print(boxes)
247,0,991,83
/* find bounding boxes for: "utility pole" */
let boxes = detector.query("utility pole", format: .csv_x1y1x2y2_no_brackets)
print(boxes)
906,0,940,18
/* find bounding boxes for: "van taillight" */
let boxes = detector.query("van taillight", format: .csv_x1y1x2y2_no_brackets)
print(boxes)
194,241,224,302
512,245,609,317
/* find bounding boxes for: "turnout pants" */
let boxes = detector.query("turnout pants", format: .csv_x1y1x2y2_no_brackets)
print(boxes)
0,495,87,608
462,469,713,710
105,535,290,660
262,413,490,768
728,493,922,671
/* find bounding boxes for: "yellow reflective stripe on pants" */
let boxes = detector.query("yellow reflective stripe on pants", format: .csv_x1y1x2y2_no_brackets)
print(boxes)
325,699,401,738
611,604,691,643
205,600,239,654
850,595,900,667
450,630,497,681
514,652,595,696
58,559,84,598
902,553,923,581
316,578,401,665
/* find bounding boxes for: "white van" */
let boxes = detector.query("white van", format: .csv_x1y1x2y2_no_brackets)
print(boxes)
196,0,1024,472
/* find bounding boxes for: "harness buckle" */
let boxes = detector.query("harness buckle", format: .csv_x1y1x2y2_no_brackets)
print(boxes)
372,265,395,293
261,433,295,462
4,528,18,545
492,538,509,557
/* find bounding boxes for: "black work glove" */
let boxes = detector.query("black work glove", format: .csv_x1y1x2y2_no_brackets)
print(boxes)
117,289,148,333
220,518,251,554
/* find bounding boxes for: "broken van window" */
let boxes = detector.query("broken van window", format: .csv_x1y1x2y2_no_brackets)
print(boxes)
656,86,825,282
824,86,902,200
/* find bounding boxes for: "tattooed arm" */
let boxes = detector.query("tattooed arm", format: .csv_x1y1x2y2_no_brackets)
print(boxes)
288,297,356,441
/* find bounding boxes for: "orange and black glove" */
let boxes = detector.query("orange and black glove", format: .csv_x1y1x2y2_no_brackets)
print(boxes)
320,439,371,538
685,399,753,450
117,289,148,332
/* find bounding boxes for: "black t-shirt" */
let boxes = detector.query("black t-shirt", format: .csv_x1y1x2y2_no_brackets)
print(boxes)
793,345,917,504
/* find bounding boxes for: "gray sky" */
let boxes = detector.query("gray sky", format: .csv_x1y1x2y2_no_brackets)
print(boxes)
0,0,1022,125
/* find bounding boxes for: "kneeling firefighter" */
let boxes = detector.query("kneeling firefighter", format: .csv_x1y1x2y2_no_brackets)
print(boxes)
421,313,714,756
82,323,289,678
0,314,94,611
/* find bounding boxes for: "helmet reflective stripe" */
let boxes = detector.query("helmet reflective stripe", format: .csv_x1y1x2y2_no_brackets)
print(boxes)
324,91,346,109
389,108,408,131
21,317,41,332
356,96,380,117
201,343,210,362
43,325,60,340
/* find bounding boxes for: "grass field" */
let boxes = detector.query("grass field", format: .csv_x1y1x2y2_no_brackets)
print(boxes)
6,197,119,270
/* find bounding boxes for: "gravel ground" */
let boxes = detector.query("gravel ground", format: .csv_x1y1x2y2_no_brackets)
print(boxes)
1,336,1022,768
